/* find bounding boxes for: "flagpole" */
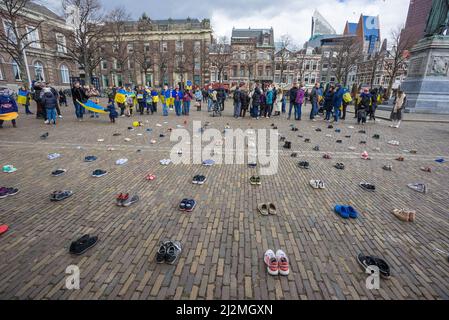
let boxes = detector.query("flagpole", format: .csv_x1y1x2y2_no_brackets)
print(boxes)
22,47,32,88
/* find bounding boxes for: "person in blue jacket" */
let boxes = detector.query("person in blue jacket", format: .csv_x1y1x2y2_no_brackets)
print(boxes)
332,83,345,123
172,86,183,116
0,89,18,128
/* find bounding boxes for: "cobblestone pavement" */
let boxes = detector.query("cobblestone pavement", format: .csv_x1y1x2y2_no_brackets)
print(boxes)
0,100,448,300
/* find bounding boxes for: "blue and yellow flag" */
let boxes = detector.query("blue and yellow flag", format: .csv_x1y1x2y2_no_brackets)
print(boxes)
0,98,19,120
78,100,108,114
17,89,28,105
115,89,127,104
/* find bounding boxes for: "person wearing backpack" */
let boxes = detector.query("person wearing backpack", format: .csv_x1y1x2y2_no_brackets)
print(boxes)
357,88,371,125
233,86,242,118
287,83,298,120
341,87,352,120
332,84,345,123
324,86,335,122
240,86,250,118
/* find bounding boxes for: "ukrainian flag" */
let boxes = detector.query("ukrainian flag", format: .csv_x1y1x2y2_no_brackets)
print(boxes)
115,89,127,104
0,112,18,121
17,89,28,105
78,100,108,114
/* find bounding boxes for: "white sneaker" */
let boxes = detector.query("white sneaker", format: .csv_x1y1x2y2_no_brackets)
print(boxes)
275,250,290,276
44,120,49,124
58,115,63,118
264,249,279,276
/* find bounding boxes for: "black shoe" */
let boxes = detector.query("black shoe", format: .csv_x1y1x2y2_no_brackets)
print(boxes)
197,175,206,185
40,132,49,139
92,169,107,177
334,163,345,170
165,241,182,264
360,182,376,192
360,141,367,144
328,125,333,129
336,140,342,143
283,141,291,149
315,128,322,132
291,152,298,158
357,253,390,279
84,155,97,162
304,138,311,143
156,241,169,263
298,161,310,169
69,234,98,255
372,134,380,139
52,169,67,176
313,145,320,151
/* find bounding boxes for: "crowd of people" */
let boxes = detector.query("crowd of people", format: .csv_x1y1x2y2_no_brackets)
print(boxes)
0,80,407,129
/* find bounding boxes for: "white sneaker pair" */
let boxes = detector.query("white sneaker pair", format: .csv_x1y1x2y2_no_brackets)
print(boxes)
310,180,325,189
160,159,172,165
264,249,290,276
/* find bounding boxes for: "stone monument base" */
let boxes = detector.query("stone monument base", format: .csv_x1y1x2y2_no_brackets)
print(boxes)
401,36,449,114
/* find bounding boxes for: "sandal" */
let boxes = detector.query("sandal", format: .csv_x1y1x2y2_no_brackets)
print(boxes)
258,203,269,216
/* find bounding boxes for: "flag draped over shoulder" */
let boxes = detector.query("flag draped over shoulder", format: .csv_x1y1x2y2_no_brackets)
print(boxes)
114,89,128,104
0,99,19,120
78,100,108,114
17,90,28,105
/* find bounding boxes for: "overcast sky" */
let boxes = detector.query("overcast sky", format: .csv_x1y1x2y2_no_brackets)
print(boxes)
45,0,410,45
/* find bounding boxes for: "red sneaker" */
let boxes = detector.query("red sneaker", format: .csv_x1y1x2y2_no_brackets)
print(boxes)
276,250,290,276
264,249,279,276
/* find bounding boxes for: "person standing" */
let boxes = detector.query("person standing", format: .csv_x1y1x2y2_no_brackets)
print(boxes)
19,84,33,115
136,86,147,115
161,85,170,116
240,85,250,118
332,83,344,123
294,85,305,120
0,89,18,128
288,82,298,120
324,86,335,122
233,85,242,118
217,86,226,111
151,87,159,113
390,90,406,128
251,83,262,119
309,83,320,120
58,89,67,107
173,86,183,116
71,81,87,121
194,87,203,111
182,89,193,116
265,85,274,118
33,82,46,120
369,89,378,121
41,87,58,125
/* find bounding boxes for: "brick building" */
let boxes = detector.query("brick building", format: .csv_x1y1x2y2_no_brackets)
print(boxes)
227,28,275,86
400,0,433,49
96,16,212,88
0,2,78,90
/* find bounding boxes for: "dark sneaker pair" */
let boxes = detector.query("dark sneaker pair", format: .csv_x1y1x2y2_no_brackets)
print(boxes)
52,169,66,176
156,241,182,264
283,141,291,149
313,145,320,151
357,253,391,279
248,162,257,168
249,176,261,185
328,125,333,129
280,136,286,142
92,169,107,177
360,182,376,192
192,175,206,184
336,140,343,143
358,130,366,134
84,155,97,162
372,134,380,139
298,161,310,169
116,193,139,207
69,234,98,255
291,127,298,132
291,152,298,158
315,128,322,132
50,190,73,201
304,138,311,143
40,132,49,139
179,199,196,212
334,163,345,170
323,154,332,159
0,187,19,199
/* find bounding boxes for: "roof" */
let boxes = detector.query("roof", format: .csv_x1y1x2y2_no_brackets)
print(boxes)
231,28,272,38
311,10,336,37
28,1,64,21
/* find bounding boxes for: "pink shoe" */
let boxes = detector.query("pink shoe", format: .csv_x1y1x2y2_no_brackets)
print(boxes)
276,250,290,276
264,249,279,276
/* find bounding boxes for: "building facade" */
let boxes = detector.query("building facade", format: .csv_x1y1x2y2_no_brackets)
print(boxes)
0,2,78,90
96,17,212,88
400,0,433,49
227,28,275,85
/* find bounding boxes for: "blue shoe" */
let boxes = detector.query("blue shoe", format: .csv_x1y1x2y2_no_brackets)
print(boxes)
179,198,189,211
334,205,349,219
347,206,358,219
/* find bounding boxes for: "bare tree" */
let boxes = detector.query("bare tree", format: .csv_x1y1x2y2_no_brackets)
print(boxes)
0,0,47,85
276,34,294,84
61,0,104,85
105,7,131,85
209,36,232,83
173,36,190,87
367,51,384,89
333,37,363,86
154,35,173,86
384,26,413,99
296,49,307,84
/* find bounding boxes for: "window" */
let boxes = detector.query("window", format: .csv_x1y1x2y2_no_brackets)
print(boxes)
330,76,336,82
27,26,41,48
101,75,109,87
127,44,134,54
128,59,134,69
56,34,67,53
305,63,310,70
263,37,269,45
274,75,280,83
3,20,17,44
240,67,244,77
288,75,293,84
240,52,246,60
144,43,150,53
101,60,107,70
175,40,183,52
194,57,200,70
34,61,44,81
113,58,118,69
276,63,280,70
161,41,167,52
60,64,70,84
312,63,317,71
265,66,271,77
12,61,21,80
194,41,201,52
258,67,263,77
112,44,118,53
322,63,328,69
232,65,237,77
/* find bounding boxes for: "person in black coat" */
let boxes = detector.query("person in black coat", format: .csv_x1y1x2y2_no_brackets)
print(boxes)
71,81,88,121
288,83,298,120
32,82,46,120
324,85,335,121
250,83,262,118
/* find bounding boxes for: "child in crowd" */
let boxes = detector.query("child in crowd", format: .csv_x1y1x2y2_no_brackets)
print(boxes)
125,94,134,117
107,102,118,123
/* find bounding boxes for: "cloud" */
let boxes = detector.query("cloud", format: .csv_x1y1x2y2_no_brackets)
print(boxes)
44,0,410,46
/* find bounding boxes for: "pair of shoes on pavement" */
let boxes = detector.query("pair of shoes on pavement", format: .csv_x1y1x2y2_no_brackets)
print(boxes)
250,176,261,185
407,183,427,193
357,253,390,279
156,241,182,264
84,155,97,162
2,165,17,173
160,159,172,165
360,182,376,192
298,161,310,169
383,164,392,171
146,173,156,180
0,224,9,236
334,205,359,219
40,132,49,139
361,151,370,160
192,175,206,184
116,158,128,165
420,167,431,173
0,187,19,199
313,145,320,151
69,234,98,255
310,180,325,189
48,153,61,160
179,198,196,212
391,208,416,222
116,193,139,207
323,154,332,159
396,156,405,162
264,249,289,276
258,203,276,215
283,141,291,149
50,190,73,201
92,169,107,177
334,163,345,170
202,159,215,166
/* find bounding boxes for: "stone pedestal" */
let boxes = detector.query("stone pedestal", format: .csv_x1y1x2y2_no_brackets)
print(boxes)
401,36,449,114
